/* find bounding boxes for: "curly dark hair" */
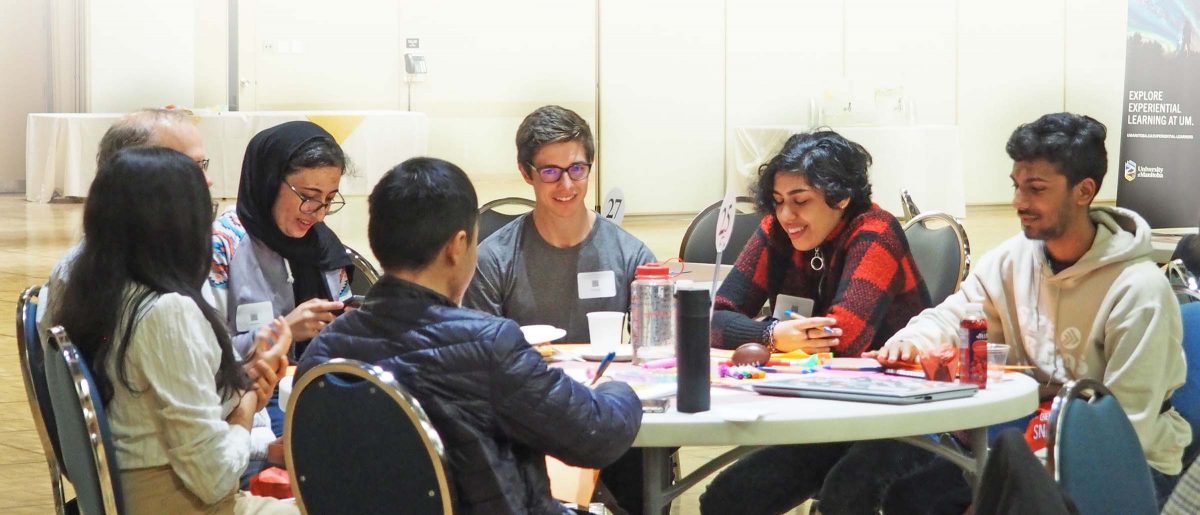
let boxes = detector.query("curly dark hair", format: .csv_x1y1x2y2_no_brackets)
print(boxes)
753,130,873,215
1006,112,1107,190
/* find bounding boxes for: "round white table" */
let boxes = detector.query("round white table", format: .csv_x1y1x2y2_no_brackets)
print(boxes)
569,360,1040,514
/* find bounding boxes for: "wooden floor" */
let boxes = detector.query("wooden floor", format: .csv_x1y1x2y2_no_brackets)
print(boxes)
0,193,1019,513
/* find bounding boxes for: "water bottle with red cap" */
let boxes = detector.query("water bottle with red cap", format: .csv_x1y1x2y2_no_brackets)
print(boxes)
630,262,675,364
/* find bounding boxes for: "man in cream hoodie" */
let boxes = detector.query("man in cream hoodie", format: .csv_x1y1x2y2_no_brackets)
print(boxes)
868,112,1190,510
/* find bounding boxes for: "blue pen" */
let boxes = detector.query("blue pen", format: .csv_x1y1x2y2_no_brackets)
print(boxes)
591,351,618,386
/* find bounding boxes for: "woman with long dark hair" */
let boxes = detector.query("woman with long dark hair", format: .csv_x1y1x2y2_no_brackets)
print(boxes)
209,121,354,434
55,147,295,513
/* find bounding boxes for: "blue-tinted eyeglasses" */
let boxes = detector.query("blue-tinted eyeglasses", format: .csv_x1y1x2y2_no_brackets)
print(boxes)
529,162,591,183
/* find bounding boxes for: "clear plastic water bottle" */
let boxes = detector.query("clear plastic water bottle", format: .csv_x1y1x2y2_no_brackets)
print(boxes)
630,263,675,364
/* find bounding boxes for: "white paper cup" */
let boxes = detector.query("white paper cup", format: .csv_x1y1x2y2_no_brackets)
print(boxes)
587,311,625,352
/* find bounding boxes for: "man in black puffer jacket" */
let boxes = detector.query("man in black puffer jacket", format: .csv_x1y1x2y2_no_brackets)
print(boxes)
297,157,642,514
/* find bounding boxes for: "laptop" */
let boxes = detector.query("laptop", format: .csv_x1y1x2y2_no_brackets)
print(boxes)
751,373,978,405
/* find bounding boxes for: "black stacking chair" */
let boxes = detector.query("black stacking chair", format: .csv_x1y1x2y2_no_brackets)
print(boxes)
43,326,124,515
286,359,454,514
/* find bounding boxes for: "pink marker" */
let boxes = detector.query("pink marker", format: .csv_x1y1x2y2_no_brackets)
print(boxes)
641,357,677,369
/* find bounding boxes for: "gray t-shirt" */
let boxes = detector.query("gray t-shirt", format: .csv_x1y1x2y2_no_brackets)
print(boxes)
465,214,657,342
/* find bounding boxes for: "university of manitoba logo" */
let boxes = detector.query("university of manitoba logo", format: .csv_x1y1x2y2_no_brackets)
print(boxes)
1124,160,1166,181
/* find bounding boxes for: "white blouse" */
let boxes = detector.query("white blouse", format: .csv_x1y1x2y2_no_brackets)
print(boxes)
104,288,250,505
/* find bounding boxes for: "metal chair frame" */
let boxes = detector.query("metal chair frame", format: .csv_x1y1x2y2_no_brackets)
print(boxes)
478,197,537,242
1045,378,1106,479
479,196,536,214
903,210,972,285
45,326,122,515
677,196,759,263
16,286,71,514
345,245,381,289
900,188,921,221
286,359,455,514
1162,259,1200,304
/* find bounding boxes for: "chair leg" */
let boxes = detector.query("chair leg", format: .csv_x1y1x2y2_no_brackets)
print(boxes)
49,463,68,515
671,450,681,487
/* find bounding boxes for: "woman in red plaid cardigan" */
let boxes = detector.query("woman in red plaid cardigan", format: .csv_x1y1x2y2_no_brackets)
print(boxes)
701,131,936,515
711,132,931,355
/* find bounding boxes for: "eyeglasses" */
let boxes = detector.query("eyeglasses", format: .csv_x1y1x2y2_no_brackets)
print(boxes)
284,181,345,215
528,162,591,183
196,159,210,172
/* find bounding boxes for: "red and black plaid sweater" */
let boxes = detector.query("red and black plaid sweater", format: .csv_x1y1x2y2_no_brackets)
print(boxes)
712,203,932,356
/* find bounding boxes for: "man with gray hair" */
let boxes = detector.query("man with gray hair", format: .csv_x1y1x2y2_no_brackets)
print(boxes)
39,108,284,490
41,108,212,335
94,108,212,186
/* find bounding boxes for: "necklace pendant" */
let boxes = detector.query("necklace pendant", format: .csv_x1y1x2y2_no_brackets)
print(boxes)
810,249,825,271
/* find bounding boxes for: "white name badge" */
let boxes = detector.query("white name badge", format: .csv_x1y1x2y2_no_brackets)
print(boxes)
577,270,617,300
235,301,274,333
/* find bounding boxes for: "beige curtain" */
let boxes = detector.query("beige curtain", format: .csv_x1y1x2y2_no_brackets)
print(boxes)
48,0,89,112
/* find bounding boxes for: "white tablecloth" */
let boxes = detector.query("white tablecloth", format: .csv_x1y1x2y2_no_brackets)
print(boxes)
733,125,966,218
26,110,429,201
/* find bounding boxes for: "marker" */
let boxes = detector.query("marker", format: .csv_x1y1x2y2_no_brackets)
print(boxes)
783,311,834,334
641,357,677,370
590,351,617,386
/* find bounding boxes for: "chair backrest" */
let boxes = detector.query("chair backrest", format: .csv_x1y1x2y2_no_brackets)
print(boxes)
478,197,536,243
903,211,971,305
17,286,70,479
1164,259,1200,305
287,359,454,515
900,188,921,221
679,197,763,265
344,245,381,295
1177,302,1200,467
1046,379,1158,515
43,326,124,515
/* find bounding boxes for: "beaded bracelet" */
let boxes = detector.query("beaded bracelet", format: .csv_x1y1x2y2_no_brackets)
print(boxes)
763,319,780,353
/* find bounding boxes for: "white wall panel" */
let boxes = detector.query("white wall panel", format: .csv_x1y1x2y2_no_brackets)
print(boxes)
89,0,195,112
958,0,1066,204
1064,0,1127,202
0,0,51,192
249,0,400,110
396,0,595,180
725,0,844,187
845,0,957,126
600,0,726,214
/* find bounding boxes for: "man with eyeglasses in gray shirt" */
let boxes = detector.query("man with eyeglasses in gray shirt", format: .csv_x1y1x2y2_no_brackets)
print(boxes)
464,105,655,343
464,105,657,514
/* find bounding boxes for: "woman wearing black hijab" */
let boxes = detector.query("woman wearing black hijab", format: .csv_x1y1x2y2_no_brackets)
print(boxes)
209,121,352,434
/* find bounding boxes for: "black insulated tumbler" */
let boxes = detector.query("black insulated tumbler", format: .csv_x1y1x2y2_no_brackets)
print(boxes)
674,284,711,413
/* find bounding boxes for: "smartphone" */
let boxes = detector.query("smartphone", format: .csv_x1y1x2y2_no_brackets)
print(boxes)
344,295,366,309
772,294,814,320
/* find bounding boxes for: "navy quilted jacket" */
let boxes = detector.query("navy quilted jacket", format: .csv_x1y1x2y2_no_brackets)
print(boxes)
297,276,642,514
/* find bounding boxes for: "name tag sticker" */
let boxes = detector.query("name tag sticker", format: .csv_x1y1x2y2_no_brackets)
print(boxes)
235,301,274,332
577,270,617,300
